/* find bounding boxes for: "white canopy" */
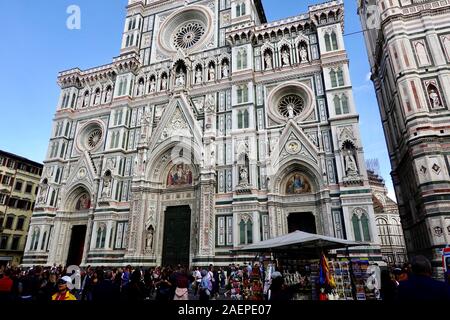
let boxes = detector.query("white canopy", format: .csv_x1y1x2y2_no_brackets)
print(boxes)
234,231,367,253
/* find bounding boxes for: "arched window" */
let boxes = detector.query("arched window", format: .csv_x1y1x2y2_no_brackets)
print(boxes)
96,225,106,248
341,95,349,114
59,142,66,158
239,218,253,244
50,190,56,206
334,95,342,115
40,232,47,251
236,2,246,17
331,31,338,50
243,110,249,128
337,68,344,86
128,19,133,31
237,49,247,70
238,111,243,129
32,227,40,251
65,122,70,136
352,210,371,242
361,213,371,241
324,33,331,52
352,214,362,241
237,85,248,104
330,70,337,87
55,168,61,183
130,34,134,47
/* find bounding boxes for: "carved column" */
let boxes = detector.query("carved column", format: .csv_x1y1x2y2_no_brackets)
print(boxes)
198,174,215,258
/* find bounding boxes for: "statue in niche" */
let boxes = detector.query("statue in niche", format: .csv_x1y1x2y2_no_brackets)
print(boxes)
94,90,101,105
428,88,442,109
101,178,111,198
299,45,308,62
137,80,145,96
209,65,215,81
175,70,185,87
287,104,295,119
282,49,290,66
83,92,90,108
344,149,358,176
149,78,156,92
264,52,272,69
161,75,168,90
195,68,202,84
38,183,48,203
222,62,229,78
146,226,154,251
239,167,249,184
105,87,112,102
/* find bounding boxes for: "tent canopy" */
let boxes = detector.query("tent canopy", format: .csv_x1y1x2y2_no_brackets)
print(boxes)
233,231,367,253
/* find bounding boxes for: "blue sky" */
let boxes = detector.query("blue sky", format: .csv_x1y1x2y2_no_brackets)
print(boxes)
0,0,394,198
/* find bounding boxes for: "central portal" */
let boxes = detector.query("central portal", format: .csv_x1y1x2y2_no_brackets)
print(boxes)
162,205,191,267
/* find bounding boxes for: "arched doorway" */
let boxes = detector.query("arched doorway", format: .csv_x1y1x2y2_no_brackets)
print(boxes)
65,189,90,266
288,212,317,234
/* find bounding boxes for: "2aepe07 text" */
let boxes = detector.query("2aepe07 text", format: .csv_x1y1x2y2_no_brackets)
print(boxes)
222,305,272,315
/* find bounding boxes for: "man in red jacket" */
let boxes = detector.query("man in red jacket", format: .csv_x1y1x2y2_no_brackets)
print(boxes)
0,269,13,301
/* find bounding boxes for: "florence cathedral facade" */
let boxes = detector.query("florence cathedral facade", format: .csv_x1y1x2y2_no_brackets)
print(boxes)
23,0,381,267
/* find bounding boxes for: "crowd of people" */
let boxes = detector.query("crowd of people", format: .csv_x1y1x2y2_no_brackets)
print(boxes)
0,255,449,301
0,263,259,301
380,255,450,301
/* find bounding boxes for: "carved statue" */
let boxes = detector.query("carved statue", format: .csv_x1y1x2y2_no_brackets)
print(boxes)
299,46,308,62
149,79,156,92
141,109,151,138
264,53,272,69
94,90,101,105
101,179,111,198
106,88,112,102
38,184,48,203
344,150,358,176
137,80,145,96
161,76,168,90
282,49,290,66
209,65,215,81
287,104,295,119
429,89,441,108
146,227,154,251
83,93,90,108
195,69,202,84
176,71,185,87
240,167,248,184
222,63,229,78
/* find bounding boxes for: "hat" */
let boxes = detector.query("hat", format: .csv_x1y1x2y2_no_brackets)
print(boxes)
58,276,72,284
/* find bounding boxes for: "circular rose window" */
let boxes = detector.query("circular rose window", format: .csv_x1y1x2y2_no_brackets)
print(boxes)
77,122,104,152
278,94,305,118
158,6,213,54
87,128,103,149
173,22,206,49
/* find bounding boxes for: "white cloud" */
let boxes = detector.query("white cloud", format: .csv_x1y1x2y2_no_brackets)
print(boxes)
365,72,372,82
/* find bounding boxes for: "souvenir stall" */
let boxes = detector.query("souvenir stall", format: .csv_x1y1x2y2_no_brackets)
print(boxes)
233,231,373,301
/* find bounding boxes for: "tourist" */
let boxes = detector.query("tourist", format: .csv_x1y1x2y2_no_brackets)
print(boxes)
155,268,172,301
380,269,398,301
173,267,190,300
0,268,14,301
397,255,450,300
122,269,146,301
52,276,77,301
199,270,212,301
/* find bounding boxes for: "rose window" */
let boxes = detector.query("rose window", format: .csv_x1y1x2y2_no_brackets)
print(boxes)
173,22,206,49
87,129,103,149
278,94,305,118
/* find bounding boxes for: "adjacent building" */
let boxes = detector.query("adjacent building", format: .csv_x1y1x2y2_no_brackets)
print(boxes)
23,0,381,268
367,168,407,266
0,150,43,266
358,0,450,275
